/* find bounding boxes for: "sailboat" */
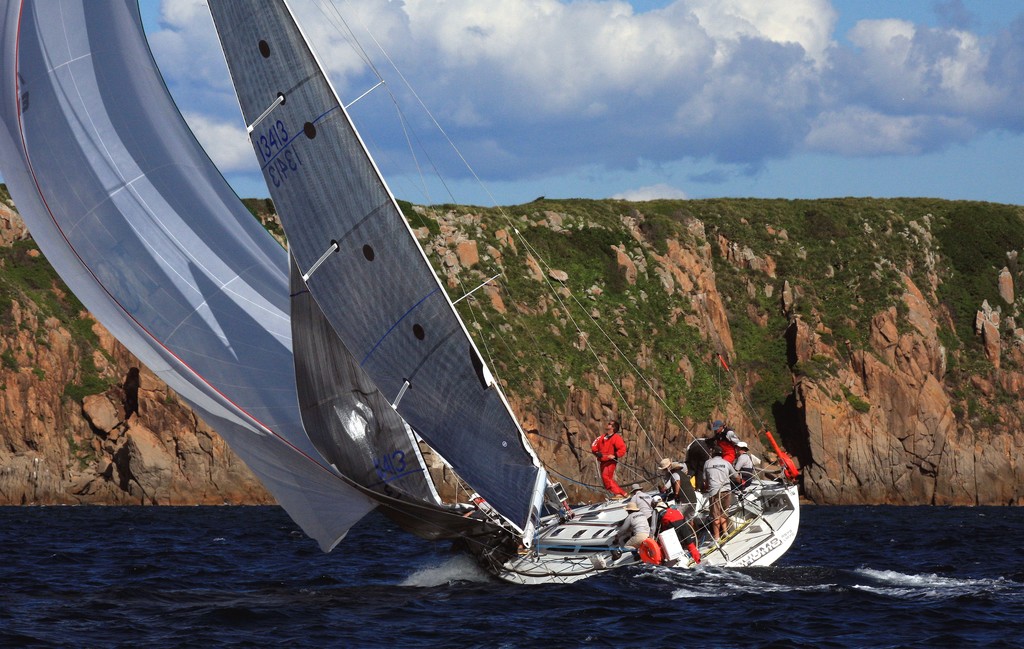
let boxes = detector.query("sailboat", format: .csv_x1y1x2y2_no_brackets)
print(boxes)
0,0,799,584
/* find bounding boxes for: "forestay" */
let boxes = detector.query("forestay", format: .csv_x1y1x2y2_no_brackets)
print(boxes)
208,0,546,534
0,0,374,549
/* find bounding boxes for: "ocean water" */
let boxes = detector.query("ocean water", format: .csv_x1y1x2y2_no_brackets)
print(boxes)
0,505,1021,648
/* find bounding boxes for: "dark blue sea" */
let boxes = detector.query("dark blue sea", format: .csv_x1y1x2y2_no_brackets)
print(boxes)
1,505,1021,648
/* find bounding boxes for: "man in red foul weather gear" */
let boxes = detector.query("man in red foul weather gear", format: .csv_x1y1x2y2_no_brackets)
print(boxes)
655,500,701,564
711,419,740,464
592,420,627,497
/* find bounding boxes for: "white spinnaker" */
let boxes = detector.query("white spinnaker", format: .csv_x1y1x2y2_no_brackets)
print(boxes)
0,0,374,550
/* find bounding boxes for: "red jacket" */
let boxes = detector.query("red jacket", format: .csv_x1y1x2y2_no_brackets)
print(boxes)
660,508,684,525
591,432,626,462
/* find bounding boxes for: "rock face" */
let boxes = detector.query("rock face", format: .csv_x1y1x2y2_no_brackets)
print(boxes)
2,197,1023,508
424,201,1024,507
0,202,271,506
0,320,272,505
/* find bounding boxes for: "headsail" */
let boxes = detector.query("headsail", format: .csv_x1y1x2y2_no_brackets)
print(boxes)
289,253,440,506
0,0,375,549
291,251,513,543
208,0,547,534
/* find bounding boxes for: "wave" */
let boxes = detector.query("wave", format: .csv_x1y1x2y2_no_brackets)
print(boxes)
663,565,836,599
852,567,1011,600
658,564,1017,603
399,554,492,587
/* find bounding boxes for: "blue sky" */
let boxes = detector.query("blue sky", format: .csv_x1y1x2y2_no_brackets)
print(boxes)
136,0,1023,207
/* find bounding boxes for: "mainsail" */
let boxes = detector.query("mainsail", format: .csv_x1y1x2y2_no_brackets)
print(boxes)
0,0,375,550
208,0,547,534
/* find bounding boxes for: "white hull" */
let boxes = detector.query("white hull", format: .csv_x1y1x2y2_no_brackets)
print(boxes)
494,481,800,585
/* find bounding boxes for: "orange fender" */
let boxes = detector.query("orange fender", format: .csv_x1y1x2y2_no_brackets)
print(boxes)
638,537,663,565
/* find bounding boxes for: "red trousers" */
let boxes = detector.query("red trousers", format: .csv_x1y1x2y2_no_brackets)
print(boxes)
600,461,625,496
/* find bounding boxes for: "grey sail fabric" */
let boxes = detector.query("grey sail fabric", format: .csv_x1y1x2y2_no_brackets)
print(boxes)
0,0,374,550
290,252,507,542
290,253,440,506
208,0,546,533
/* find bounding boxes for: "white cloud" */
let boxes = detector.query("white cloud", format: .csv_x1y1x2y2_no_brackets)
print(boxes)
613,183,688,200
158,0,209,25
146,0,1024,199
147,0,225,91
686,0,837,66
394,0,715,117
842,19,1001,114
806,108,915,155
181,113,257,173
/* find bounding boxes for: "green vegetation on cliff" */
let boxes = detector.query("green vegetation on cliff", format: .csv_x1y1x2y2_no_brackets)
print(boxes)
1,189,114,401
3,190,1022,436
405,197,1022,433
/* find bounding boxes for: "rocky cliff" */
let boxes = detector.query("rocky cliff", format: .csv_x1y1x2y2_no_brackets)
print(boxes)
412,198,1024,506
0,198,271,505
2,192,1022,506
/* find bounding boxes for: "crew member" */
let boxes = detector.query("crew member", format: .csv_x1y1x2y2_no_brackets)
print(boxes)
654,500,701,563
711,419,741,464
592,420,627,498
703,445,740,542
614,501,650,549
734,441,755,489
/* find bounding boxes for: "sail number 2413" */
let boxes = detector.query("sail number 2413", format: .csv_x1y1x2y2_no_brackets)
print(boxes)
255,119,303,188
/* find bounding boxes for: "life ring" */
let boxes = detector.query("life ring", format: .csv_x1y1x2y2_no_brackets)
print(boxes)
638,537,663,565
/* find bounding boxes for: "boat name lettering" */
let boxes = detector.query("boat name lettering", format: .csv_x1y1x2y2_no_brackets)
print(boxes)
374,450,407,482
739,536,782,567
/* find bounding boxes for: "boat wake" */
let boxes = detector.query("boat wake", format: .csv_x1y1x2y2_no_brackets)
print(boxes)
658,565,833,600
852,567,1010,600
399,554,492,587
654,564,1013,602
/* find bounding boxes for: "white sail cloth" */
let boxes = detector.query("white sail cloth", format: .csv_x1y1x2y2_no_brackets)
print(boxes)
0,0,374,550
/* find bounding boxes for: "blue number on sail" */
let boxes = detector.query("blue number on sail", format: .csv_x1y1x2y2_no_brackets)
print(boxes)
257,119,304,187
257,119,287,164
373,450,409,482
268,150,303,187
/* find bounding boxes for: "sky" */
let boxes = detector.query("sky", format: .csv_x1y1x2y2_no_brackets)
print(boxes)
132,0,1024,207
